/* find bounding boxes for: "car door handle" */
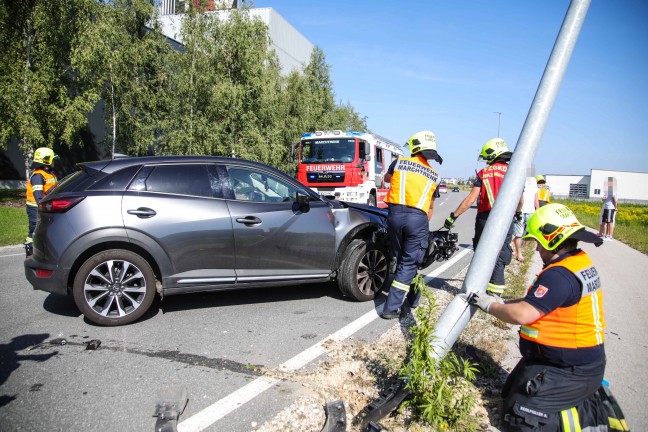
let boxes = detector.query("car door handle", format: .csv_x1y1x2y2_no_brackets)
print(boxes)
127,208,157,218
236,216,262,225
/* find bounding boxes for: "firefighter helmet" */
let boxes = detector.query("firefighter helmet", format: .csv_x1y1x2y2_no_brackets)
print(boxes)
407,131,443,164
524,203,602,250
32,147,57,166
536,174,546,183
478,138,511,164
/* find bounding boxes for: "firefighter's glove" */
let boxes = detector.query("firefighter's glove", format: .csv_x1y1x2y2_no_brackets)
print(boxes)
467,292,496,313
514,211,523,222
444,212,457,230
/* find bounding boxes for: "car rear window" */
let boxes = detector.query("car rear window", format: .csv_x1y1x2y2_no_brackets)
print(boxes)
88,165,140,191
128,164,215,198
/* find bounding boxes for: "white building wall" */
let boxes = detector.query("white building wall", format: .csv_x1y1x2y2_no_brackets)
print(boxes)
589,169,648,203
157,7,314,76
544,174,589,198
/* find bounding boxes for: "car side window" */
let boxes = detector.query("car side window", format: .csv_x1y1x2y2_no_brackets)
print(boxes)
128,164,214,198
89,165,140,191
225,166,297,202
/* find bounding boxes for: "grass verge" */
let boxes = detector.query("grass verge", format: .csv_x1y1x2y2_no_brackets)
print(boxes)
554,198,648,255
0,190,27,246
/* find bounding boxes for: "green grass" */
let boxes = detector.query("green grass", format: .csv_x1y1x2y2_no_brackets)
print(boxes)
0,204,27,246
554,198,648,255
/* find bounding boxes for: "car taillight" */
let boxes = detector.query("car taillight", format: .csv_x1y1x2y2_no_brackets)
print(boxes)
35,269,53,278
38,196,85,213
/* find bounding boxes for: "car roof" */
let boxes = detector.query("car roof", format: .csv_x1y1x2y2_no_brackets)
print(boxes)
80,156,285,176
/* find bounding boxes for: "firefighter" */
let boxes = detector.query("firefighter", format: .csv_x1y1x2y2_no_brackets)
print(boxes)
536,175,551,206
381,130,442,319
467,203,609,431
444,138,522,295
25,147,58,257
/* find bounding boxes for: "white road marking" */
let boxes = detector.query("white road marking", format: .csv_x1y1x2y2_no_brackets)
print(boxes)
0,253,25,258
178,247,473,432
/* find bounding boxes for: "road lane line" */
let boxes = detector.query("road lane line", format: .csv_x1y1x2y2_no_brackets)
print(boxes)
178,246,473,432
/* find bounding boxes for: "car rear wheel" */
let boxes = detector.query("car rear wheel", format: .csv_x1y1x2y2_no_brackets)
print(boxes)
338,240,390,301
73,249,156,326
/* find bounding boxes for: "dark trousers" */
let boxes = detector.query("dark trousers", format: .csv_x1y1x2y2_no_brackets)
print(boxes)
473,211,514,287
501,356,606,431
26,205,38,242
383,205,429,314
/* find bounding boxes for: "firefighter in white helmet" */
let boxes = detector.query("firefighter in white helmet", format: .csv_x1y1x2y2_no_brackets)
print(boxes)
381,131,442,319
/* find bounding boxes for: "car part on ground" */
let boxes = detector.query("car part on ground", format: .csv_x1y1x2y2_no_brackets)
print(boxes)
418,228,459,270
25,156,392,326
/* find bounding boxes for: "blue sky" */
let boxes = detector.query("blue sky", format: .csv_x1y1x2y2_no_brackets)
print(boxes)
252,1,648,179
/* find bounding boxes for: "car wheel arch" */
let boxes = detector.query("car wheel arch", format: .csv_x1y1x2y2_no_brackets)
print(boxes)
334,223,388,272
68,240,163,296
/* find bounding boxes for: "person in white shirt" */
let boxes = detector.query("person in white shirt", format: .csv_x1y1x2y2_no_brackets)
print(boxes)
513,177,539,261
598,192,618,241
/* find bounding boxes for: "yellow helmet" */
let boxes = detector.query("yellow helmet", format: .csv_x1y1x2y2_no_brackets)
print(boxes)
478,137,511,164
524,203,602,250
536,174,546,183
407,130,442,164
33,147,57,166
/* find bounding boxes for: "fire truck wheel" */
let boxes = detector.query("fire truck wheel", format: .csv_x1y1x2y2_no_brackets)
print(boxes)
367,195,376,207
338,240,390,301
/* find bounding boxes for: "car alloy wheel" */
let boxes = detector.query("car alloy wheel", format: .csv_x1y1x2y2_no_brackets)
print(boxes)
73,249,156,326
338,240,389,301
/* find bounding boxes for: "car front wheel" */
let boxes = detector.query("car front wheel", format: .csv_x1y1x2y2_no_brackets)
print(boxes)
338,240,390,301
73,249,156,326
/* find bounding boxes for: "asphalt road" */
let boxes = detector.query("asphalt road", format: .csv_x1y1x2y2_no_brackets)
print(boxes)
3,190,642,431
0,192,471,432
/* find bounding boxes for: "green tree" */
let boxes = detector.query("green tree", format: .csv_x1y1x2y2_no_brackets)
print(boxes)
0,0,96,178
71,0,172,157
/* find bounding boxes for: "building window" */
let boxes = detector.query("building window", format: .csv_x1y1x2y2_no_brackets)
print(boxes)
569,183,588,198
594,188,600,195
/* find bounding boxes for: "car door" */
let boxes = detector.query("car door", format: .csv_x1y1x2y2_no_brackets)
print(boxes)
223,164,337,284
122,163,236,290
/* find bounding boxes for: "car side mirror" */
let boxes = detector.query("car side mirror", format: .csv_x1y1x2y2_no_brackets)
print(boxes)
296,190,310,213
364,154,371,162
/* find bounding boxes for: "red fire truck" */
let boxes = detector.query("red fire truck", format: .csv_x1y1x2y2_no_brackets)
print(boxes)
293,130,404,207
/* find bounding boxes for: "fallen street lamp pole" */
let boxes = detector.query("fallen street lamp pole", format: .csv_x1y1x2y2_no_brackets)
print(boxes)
429,0,592,361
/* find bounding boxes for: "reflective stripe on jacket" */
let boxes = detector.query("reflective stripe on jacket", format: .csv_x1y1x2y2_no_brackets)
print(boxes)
476,162,508,213
520,251,605,349
26,168,57,206
385,155,439,215
538,185,551,203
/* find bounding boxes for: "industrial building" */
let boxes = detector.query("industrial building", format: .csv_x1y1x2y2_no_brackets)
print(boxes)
545,169,648,204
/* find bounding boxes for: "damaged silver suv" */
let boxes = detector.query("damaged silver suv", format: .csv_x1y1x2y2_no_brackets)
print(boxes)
24,156,391,326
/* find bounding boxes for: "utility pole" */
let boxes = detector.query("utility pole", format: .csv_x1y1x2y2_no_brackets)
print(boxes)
494,112,502,137
429,0,592,362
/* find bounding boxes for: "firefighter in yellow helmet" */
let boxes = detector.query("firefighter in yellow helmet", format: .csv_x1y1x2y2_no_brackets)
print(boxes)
444,138,522,295
25,147,58,256
536,174,552,206
466,203,613,431
381,131,442,319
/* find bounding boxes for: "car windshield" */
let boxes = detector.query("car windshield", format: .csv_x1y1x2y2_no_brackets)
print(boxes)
300,138,356,163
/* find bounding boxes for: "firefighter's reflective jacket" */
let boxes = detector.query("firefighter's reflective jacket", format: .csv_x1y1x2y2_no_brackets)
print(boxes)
476,161,508,213
26,168,57,207
385,155,439,215
521,251,605,349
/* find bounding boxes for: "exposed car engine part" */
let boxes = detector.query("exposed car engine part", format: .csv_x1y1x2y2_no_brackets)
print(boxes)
419,228,459,270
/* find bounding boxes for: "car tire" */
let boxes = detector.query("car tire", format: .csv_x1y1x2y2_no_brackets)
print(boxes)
73,249,156,326
367,194,376,207
338,240,390,301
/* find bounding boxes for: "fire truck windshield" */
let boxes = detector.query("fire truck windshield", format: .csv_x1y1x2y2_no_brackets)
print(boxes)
300,138,356,163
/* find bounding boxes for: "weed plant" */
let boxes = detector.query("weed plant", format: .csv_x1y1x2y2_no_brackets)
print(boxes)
399,275,480,431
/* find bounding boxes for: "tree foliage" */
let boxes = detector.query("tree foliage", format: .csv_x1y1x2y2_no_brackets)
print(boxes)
1,0,368,174
0,0,97,177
